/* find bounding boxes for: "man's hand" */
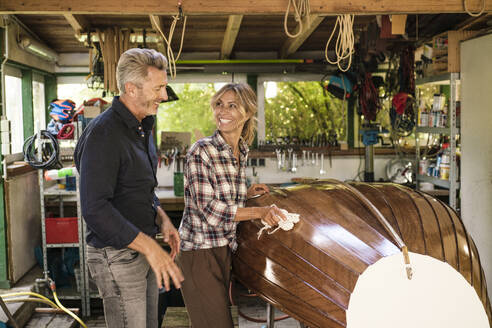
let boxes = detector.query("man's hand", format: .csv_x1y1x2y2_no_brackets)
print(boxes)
247,183,269,199
129,232,184,291
156,207,180,260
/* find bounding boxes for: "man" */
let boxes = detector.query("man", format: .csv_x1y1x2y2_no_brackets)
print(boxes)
74,48,184,328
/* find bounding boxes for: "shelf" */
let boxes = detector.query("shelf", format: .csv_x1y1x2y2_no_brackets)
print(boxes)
416,174,460,189
416,73,455,86
416,127,451,135
46,243,80,248
420,189,450,197
43,185,77,196
51,287,83,300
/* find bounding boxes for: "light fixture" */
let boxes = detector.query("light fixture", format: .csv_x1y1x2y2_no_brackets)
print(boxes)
18,36,58,62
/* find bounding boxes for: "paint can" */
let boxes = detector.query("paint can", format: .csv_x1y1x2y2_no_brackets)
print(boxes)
439,164,450,180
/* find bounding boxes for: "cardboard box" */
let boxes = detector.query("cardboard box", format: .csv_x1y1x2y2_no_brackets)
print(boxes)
83,105,102,118
160,131,191,151
391,15,407,35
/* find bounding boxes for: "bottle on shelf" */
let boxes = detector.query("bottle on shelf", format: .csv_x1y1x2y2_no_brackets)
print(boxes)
44,167,78,181
439,143,451,180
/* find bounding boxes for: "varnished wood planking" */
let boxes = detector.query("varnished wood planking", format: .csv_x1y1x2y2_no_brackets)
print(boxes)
316,184,401,256
250,191,372,273
424,194,459,268
374,184,426,253
238,222,351,309
405,189,445,260
234,258,345,328
242,219,360,293
469,237,483,300
446,207,473,283
236,243,347,324
345,184,403,241
234,182,492,327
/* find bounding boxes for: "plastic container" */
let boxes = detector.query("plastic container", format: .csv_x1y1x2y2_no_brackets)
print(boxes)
419,111,429,127
419,159,430,175
439,164,450,180
44,167,77,181
173,172,184,197
45,217,79,244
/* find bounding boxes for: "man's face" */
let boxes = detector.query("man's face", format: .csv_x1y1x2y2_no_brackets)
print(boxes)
134,66,168,117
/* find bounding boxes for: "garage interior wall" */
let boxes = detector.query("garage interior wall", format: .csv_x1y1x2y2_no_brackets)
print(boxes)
461,33,492,302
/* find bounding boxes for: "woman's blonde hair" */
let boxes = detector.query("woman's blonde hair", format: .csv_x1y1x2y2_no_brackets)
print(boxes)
211,83,258,145
116,48,168,94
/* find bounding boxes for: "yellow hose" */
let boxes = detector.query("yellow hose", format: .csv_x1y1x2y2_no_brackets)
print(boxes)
53,291,87,328
3,298,58,308
1,292,58,309
1,290,87,328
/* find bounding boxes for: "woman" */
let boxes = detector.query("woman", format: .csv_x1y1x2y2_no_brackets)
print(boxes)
177,83,286,328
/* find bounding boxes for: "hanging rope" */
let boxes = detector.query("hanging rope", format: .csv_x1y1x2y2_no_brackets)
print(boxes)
151,4,187,79
463,0,485,16
97,27,131,93
283,0,311,38
325,14,355,72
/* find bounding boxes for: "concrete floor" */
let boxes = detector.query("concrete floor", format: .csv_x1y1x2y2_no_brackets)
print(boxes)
235,295,304,328
0,266,305,327
84,282,305,328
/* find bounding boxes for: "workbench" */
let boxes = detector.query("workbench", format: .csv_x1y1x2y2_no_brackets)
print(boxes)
156,187,185,213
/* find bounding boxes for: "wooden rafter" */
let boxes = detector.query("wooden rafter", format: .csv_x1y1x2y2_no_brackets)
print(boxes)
279,14,324,58
1,0,492,14
63,13,89,34
220,15,243,59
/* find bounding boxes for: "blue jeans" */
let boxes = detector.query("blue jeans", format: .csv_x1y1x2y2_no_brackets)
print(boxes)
86,245,158,328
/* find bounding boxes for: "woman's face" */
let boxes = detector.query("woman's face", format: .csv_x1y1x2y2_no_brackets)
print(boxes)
213,90,250,134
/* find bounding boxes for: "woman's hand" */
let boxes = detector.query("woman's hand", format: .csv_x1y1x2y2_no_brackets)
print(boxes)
247,183,269,199
261,204,287,227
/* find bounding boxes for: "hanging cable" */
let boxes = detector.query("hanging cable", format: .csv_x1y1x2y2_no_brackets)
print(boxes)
283,0,310,38
151,2,187,79
463,0,485,17
23,131,62,170
325,14,355,72
359,72,380,121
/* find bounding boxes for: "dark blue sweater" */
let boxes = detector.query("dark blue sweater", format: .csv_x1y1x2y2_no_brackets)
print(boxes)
74,97,160,249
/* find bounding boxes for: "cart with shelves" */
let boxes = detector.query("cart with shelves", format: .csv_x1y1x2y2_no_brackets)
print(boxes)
37,149,91,316
415,72,460,210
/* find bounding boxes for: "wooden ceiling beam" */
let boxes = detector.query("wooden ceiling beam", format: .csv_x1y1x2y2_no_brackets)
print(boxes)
220,15,243,59
2,0,492,15
63,13,89,33
279,14,324,59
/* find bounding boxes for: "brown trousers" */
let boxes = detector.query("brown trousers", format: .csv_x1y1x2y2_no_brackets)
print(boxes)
176,246,233,328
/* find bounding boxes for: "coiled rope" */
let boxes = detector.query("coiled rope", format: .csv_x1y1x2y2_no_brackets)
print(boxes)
325,14,355,72
151,7,187,79
463,0,485,16
284,0,311,38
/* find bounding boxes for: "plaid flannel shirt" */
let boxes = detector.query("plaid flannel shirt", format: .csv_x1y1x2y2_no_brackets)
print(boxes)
179,130,248,251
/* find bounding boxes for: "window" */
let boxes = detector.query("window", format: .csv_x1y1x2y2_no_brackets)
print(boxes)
32,74,46,132
156,83,218,147
57,82,112,109
5,68,24,154
263,80,348,144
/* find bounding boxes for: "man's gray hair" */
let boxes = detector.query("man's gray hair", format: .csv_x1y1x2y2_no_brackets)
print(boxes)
116,48,168,94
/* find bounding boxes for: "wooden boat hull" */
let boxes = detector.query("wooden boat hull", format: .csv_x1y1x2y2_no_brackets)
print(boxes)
232,181,492,328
